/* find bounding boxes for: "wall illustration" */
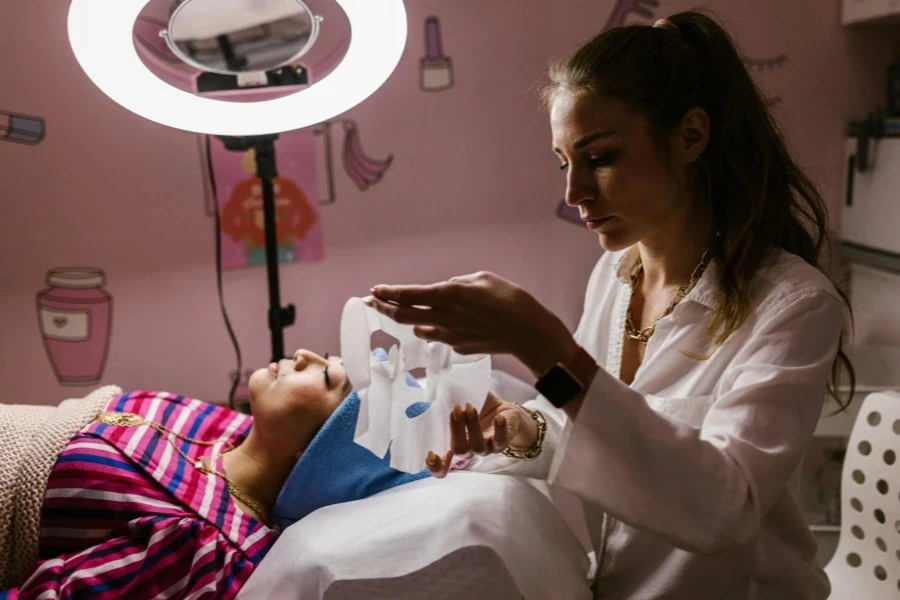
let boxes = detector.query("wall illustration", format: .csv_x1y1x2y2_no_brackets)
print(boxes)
313,119,394,203
204,132,325,268
36,268,113,386
604,0,660,30
744,54,789,106
1,109,45,145
556,201,583,227
420,16,454,92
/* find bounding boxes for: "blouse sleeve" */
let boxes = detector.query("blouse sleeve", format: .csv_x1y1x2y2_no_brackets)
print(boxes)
548,291,843,555
3,515,256,600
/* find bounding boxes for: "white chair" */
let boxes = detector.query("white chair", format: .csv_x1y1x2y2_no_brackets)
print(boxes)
824,391,900,599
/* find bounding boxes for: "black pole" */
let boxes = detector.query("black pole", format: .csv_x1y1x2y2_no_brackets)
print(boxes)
218,134,295,363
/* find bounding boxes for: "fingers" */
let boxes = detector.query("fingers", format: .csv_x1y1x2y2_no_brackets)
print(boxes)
490,414,510,454
429,401,505,479
370,282,454,305
363,296,444,326
426,450,453,479
463,404,489,456
450,406,471,457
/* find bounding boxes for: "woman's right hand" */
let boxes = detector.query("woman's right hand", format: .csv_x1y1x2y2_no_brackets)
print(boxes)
425,392,539,478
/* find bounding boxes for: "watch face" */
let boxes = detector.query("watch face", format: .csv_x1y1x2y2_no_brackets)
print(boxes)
536,364,583,408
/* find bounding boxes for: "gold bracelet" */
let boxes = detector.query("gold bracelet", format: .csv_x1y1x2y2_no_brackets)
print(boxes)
502,404,547,461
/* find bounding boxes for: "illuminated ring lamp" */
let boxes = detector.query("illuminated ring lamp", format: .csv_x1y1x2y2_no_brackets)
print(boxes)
67,0,408,136
66,0,408,367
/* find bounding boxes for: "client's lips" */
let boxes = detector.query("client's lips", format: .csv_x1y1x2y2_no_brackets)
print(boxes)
269,362,279,376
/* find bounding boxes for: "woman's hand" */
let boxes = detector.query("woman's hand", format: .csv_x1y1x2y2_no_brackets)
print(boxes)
365,271,577,376
425,392,538,478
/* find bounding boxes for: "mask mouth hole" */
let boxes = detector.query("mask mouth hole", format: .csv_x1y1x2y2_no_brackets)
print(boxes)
370,330,401,354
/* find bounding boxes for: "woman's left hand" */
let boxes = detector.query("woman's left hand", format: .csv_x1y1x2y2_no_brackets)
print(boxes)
365,271,577,376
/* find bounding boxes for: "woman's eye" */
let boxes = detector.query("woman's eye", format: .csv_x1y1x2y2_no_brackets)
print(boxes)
323,365,331,388
590,152,618,168
558,163,569,171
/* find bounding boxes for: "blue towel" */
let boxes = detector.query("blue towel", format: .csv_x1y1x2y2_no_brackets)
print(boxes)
273,348,431,529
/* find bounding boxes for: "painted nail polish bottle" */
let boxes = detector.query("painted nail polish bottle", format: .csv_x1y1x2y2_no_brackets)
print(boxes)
420,16,454,92
1,110,45,145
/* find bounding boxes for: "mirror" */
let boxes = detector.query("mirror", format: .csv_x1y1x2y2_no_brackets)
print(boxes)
163,0,321,76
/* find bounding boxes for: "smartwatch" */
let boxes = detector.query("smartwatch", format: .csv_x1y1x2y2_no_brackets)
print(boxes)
534,346,594,408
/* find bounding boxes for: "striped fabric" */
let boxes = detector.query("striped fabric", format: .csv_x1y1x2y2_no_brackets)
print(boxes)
1,391,277,600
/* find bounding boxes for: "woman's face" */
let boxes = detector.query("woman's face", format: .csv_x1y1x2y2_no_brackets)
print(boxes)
550,89,695,252
248,349,353,455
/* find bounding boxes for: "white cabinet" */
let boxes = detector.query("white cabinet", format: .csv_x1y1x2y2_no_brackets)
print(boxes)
843,0,900,25
840,137,900,255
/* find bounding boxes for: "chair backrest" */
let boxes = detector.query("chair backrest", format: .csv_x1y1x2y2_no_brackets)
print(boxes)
824,391,900,599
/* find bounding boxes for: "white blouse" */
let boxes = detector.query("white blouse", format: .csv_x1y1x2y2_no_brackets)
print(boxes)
470,247,844,600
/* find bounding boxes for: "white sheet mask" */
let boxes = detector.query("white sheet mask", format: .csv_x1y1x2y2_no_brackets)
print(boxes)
340,297,492,473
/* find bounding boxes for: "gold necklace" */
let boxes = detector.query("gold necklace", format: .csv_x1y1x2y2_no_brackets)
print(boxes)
96,412,271,527
625,249,712,345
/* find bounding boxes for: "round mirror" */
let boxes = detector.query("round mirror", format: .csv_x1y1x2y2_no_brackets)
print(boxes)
164,0,321,75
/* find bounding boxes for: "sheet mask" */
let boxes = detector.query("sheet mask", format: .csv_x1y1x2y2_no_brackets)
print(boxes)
340,297,491,473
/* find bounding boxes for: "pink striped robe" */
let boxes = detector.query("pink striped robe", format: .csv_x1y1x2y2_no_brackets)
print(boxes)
1,391,278,599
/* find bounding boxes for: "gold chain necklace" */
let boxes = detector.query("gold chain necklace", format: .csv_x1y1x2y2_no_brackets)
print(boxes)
625,249,712,345
96,412,271,527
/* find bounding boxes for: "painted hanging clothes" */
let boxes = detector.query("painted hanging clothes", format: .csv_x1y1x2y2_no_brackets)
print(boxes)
0,391,277,600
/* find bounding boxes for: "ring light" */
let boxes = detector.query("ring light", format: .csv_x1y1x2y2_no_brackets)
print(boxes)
67,0,408,135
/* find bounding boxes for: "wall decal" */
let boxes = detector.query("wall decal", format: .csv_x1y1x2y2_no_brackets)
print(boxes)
604,0,660,30
556,201,583,226
341,119,394,191
744,54,789,106
420,16,454,92
208,132,325,269
36,268,113,386
313,119,394,203
1,109,45,145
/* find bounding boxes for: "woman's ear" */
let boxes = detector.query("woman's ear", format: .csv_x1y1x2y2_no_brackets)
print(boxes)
678,107,710,164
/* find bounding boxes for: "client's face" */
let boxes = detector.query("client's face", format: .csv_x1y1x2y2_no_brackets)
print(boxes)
248,349,353,456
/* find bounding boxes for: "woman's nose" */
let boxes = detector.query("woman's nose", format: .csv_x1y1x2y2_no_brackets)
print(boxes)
564,167,595,208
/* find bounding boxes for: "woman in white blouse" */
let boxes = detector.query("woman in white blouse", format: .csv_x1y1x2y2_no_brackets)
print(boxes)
365,10,854,600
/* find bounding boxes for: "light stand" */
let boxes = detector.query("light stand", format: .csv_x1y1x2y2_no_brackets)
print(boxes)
68,0,408,365
219,134,296,362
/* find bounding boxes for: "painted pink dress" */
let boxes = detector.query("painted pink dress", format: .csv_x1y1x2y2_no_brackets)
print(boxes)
1,391,277,600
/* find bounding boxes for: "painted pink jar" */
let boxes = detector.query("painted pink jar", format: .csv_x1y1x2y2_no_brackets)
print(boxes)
36,268,113,386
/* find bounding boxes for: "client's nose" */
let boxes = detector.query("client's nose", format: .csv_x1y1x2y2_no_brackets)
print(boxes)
293,349,326,370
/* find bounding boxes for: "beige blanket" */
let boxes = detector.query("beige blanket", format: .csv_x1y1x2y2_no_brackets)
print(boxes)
0,385,121,589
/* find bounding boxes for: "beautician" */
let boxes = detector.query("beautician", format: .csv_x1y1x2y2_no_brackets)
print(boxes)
365,10,854,600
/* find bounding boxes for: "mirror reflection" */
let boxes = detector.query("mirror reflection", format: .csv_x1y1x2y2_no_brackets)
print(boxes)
165,0,320,75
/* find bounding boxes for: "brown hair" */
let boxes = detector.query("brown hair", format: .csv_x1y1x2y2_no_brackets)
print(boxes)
541,9,854,409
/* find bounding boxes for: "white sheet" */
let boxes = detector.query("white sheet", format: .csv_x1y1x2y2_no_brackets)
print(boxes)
238,472,592,600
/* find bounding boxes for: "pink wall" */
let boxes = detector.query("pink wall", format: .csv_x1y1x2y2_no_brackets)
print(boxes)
1,0,896,404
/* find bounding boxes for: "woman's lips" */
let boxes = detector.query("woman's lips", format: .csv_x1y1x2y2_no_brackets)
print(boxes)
268,362,279,376
586,217,612,230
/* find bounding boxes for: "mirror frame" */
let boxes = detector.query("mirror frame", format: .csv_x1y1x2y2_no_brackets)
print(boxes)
162,0,322,75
